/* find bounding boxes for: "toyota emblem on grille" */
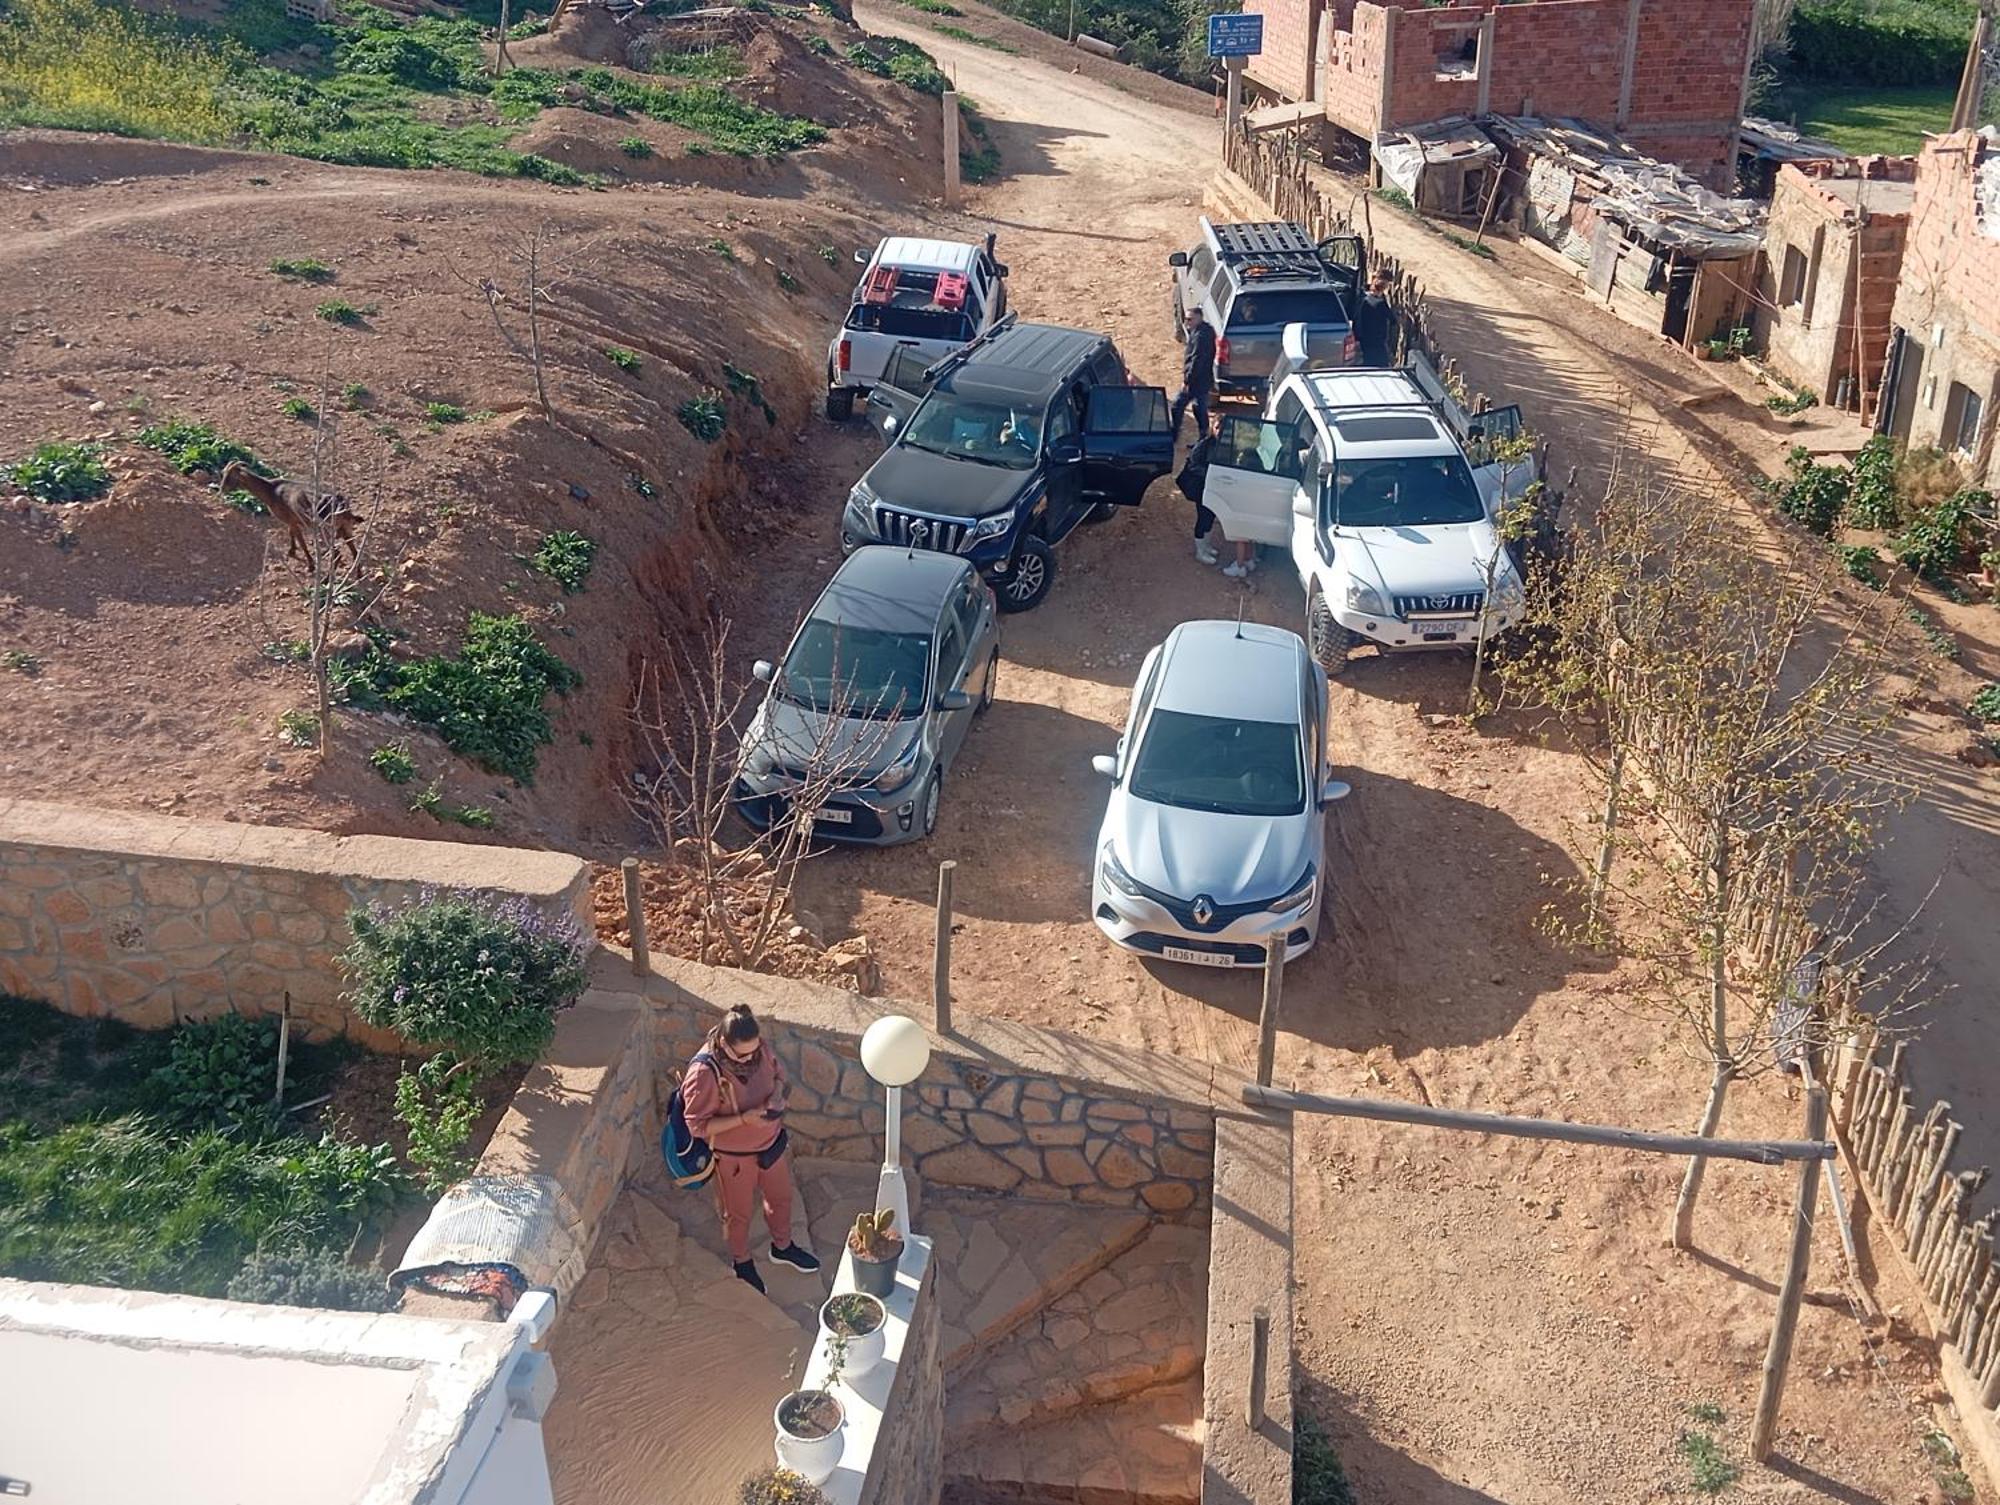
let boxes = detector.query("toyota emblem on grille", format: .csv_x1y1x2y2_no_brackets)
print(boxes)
910,520,932,548
1427,596,1451,611
1191,895,1215,926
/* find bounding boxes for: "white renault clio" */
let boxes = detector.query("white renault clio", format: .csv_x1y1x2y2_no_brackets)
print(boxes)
1089,620,1348,968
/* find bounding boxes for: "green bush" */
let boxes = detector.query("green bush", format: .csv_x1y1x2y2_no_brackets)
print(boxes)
739,1470,832,1505
0,1118,403,1297
8,441,110,503
330,613,581,784
369,741,417,784
226,1245,394,1311
532,530,596,593
409,780,496,828
150,1013,281,1128
277,708,319,747
425,401,467,425
846,37,948,95
1294,1414,1356,1505
316,298,363,325
678,391,727,442
270,257,334,281
138,418,259,476
1836,543,1884,589
337,13,485,92
1789,1,1974,87
1772,445,1848,537
1970,685,2000,724
342,890,588,1069
604,344,642,371
281,396,316,422
619,135,653,158
394,1054,483,1194
1844,434,1901,529
1893,489,1981,581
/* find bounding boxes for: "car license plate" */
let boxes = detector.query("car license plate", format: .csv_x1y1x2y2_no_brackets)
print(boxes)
1162,945,1234,968
813,807,854,825
1417,618,1473,641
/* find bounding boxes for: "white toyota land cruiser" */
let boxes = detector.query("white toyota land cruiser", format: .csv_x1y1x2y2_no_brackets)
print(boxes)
824,234,1008,421
1199,329,1540,675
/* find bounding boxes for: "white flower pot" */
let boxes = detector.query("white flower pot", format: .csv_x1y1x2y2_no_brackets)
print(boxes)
818,1291,888,1377
773,1390,845,1486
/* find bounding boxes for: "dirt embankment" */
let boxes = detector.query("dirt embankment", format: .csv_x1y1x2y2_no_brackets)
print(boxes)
0,8,933,854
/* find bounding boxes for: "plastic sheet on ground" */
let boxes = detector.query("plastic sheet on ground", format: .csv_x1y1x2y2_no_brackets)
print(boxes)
392,1174,589,1312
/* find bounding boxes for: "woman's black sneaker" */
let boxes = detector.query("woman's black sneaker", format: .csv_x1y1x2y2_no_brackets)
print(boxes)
734,1259,766,1293
771,1243,821,1273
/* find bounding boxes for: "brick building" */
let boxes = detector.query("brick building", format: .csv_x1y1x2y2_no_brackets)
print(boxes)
1241,0,1757,187
1753,158,1916,414
1879,130,2000,488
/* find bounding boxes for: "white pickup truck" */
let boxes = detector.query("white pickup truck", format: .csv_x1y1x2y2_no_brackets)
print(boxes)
1200,329,1540,674
825,234,1008,421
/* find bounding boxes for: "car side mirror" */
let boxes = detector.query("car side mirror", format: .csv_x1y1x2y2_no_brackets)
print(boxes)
993,261,1010,277
882,416,899,436
752,660,775,684
1048,436,1082,464
1320,779,1351,807
937,689,973,712
1091,754,1117,778
854,248,870,265
1168,251,1189,268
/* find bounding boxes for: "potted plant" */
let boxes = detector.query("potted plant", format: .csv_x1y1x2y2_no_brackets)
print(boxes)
847,1207,903,1298
819,1290,888,1378
774,1328,852,1486
738,1466,831,1505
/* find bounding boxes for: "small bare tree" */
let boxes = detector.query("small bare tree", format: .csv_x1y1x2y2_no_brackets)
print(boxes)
629,619,907,972
448,222,584,426
1467,427,1542,718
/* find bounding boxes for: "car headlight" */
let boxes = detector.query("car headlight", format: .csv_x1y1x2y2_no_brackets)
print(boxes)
970,508,1015,541
1268,865,1316,914
1345,580,1387,616
1098,846,1144,899
1492,570,1527,611
848,480,877,515
872,740,922,793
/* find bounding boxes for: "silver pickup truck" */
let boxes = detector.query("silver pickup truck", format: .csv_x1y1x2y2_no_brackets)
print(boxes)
825,234,1008,420
1168,218,1362,401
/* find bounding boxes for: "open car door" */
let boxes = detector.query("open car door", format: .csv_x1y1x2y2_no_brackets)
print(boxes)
1199,414,1303,547
1460,403,1542,513
867,344,936,443
1081,385,1174,505
1317,233,1365,296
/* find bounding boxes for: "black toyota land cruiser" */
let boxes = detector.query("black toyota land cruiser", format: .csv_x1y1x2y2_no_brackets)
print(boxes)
838,316,1175,612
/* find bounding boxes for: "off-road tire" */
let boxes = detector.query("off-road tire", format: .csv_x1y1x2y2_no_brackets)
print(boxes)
1308,591,1355,676
825,386,855,422
997,536,1056,613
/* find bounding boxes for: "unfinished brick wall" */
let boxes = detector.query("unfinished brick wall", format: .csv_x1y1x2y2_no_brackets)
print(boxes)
1483,0,1626,120
1890,132,2000,485
1244,0,1316,103
1623,0,1754,180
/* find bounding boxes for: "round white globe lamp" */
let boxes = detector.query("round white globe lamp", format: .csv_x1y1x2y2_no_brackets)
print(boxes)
860,1015,930,1236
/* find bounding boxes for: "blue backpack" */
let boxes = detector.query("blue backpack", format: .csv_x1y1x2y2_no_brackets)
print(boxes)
662,1050,718,1189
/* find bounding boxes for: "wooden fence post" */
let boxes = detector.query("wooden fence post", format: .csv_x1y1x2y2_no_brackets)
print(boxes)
274,992,292,1111
1255,937,1285,1087
932,859,956,1034
622,856,650,976
1752,1086,1829,1463
1246,1308,1270,1428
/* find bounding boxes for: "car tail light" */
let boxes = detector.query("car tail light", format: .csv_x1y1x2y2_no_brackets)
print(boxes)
1216,335,1231,370
1343,332,1359,364
837,338,850,373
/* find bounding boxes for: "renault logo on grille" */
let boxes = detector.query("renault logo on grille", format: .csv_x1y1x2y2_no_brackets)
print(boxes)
1191,895,1216,926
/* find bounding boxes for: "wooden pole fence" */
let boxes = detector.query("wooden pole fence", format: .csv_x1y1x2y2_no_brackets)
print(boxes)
932,859,956,1034
1752,1086,1829,1461
1255,936,1284,1087
621,855,650,976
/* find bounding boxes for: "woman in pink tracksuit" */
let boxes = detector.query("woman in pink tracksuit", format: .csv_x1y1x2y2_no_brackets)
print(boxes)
680,1004,821,1292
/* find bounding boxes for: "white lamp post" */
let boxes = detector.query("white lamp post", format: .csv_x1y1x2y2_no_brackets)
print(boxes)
859,1014,931,1237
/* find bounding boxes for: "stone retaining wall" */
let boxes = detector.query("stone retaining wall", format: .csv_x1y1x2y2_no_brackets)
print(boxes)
0,799,592,1045
599,952,1219,1218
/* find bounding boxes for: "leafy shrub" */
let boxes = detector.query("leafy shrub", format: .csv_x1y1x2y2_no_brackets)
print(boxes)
817,243,839,264
342,382,370,409
1764,384,1818,417
678,391,727,442
425,401,467,425
270,257,334,282
409,780,496,828
1789,1,1974,87
558,66,822,156
647,43,745,79
150,1013,281,1128
342,890,588,1069
370,741,417,784
532,531,596,593
225,1245,394,1311
3,649,43,677
337,14,485,92
0,0,235,143
1678,1429,1739,1494
1970,685,2000,724
1907,603,1960,659
604,345,642,371
138,418,258,476
316,299,363,325
330,612,580,784
281,396,316,422
0,1118,404,1297
959,102,1002,182
1844,434,1901,529
707,236,738,260
805,33,834,55
394,1054,482,1194
277,708,319,747
739,1469,832,1505
1294,1414,1356,1505
8,441,110,503
619,135,653,158
846,37,948,94
1893,490,1981,581
1835,543,1884,589
1772,445,1847,537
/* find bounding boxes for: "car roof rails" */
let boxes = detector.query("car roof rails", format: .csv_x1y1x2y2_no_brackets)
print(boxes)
922,310,1018,385
1201,217,1356,284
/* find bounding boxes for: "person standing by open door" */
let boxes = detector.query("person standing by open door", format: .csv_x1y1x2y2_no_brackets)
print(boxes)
1172,306,1217,445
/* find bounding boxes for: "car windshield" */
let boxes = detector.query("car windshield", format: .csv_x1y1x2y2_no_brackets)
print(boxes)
1227,290,1347,329
900,396,1042,469
1333,454,1484,527
779,620,930,721
1127,709,1304,818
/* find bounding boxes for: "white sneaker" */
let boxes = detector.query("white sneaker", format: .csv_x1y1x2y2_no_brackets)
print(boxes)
1222,560,1249,579
1194,540,1220,565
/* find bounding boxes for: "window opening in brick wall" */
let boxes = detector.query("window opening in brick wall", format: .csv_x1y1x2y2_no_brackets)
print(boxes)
1944,381,1984,457
1800,225,1825,327
1779,244,1807,308
1434,24,1478,80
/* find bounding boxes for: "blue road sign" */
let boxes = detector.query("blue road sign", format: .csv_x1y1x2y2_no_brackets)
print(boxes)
1207,12,1263,58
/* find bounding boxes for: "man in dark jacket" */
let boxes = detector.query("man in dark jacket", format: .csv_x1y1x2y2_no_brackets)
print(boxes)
1353,271,1396,368
1172,307,1217,443
1174,413,1222,564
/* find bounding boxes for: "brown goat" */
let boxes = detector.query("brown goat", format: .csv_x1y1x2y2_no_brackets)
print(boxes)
219,461,361,568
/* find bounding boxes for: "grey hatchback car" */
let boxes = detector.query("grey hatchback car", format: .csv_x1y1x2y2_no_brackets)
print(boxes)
734,547,999,844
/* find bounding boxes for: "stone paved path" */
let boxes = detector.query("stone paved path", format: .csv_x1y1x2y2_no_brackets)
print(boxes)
941,1376,1205,1505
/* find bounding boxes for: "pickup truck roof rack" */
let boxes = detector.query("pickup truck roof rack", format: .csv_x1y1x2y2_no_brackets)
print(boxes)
1200,217,1362,285
922,310,1019,385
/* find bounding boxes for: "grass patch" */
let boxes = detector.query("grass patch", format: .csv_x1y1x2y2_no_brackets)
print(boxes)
2,649,44,677
8,440,110,503
845,37,949,95
137,418,261,477
619,134,652,158
959,100,1001,183
410,779,495,828
1294,1414,1355,1505
316,298,364,325
1907,603,1961,660
1441,229,1496,259
0,0,235,142
530,530,596,594
604,345,642,371
1678,1430,1740,1495
277,707,319,747
646,43,744,80
329,612,580,784
1776,83,1956,156
677,390,727,442
898,0,963,13
1836,543,1885,589
342,382,370,409
281,396,317,422
270,256,334,281
936,23,1019,50
369,741,417,784
551,65,824,157
424,401,467,425
1686,1400,1725,1426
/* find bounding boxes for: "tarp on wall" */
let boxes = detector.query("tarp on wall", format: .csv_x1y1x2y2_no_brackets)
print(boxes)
392,1174,589,1309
